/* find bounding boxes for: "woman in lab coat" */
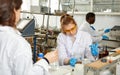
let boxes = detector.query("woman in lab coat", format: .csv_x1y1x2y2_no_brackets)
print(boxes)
0,0,58,75
79,12,109,43
57,14,94,66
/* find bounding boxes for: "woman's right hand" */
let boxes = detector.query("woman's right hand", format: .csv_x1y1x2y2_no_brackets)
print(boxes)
44,50,58,63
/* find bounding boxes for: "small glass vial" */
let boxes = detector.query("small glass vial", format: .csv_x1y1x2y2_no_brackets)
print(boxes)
71,69,74,75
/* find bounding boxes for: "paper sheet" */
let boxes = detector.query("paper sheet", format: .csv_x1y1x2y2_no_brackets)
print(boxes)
116,62,120,75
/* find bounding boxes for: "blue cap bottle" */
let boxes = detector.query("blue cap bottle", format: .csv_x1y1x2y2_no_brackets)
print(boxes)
38,53,44,59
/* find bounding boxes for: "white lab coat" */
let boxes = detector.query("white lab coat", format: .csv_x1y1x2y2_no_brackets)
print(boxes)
0,26,50,75
79,21,104,43
57,30,94,66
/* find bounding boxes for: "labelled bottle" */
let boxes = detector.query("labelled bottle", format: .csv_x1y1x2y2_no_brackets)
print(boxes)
99,46,105,58
99,46,109,58
104,46,109,56
37,53,44,61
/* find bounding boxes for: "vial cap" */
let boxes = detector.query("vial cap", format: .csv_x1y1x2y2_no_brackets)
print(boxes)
38,53,44,58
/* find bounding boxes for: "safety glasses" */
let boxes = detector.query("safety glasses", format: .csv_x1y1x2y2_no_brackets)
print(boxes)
63,25,77,33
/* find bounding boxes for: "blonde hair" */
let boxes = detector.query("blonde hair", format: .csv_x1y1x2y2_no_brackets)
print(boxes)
60,14,77,27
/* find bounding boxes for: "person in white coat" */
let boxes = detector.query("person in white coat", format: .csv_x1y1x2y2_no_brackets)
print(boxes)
0,0,58,75
79,12,110,43
57,14,94,66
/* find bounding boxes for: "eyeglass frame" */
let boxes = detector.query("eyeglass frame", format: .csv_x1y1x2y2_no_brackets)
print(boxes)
62,24,77,34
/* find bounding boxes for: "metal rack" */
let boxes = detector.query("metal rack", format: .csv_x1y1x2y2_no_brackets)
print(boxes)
84,53,120,75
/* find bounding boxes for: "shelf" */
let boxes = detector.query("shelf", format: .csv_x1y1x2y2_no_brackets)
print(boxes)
94,12,120,16
61,0,120,15
94,3,120,5
21,11,120,16
94,2,112,5
67,11,120,15
62,1,90,5
103,39,120,42
21,11,66,16
22,0,120,16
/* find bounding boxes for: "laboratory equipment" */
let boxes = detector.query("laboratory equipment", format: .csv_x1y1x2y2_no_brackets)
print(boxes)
110,25,120,41
54,0,67,15
41,6,50,14
30,0,43,13
84,52,120,75
74,64,84,75
99,46,109,59
116,61,120,75
101,26,120,50
17,19,35,37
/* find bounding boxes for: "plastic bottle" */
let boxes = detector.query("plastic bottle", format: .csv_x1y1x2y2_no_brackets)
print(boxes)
37,53,44,60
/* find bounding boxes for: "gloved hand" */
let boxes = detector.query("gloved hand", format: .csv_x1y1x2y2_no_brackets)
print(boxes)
102,35,109,40
104,28,111,33
90,43,99,56
69,58,77,67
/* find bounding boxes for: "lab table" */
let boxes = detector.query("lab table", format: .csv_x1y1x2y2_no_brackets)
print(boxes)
49,47,120,75
49,64,85,75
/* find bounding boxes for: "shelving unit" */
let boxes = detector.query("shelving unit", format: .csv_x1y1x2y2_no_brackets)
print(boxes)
93,0,120,12
61,0,91,12
61,0,120,15
23,0,120,15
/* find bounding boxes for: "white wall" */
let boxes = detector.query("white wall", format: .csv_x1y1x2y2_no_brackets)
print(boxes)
31,14,61,30
30,14,120,30
21,0,31,12
74,15,120,30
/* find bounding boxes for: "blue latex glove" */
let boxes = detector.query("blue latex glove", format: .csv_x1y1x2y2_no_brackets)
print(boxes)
104,28,111,33
102,35,109,40
90,43,99,56
90,26,96,30
69,58,77,67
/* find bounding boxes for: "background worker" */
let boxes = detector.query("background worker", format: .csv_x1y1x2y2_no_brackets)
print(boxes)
0,0,58,75
57,14,94,66
79,12,111,43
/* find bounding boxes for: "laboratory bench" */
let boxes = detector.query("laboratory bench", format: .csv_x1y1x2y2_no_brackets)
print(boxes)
49,47,120,75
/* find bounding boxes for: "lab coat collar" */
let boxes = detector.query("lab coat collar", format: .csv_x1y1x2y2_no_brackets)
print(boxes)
85,21,90,26
0,25,21,35
75,29,81,39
